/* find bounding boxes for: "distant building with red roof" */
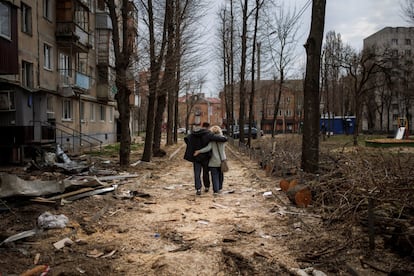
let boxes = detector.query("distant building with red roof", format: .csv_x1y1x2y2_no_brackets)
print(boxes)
178,93,223,130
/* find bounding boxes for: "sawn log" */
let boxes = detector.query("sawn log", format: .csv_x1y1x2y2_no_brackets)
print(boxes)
286,184,312,207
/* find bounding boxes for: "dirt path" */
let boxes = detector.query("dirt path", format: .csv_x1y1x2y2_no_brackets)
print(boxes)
3,140,391,275
1,141,304,275
101,143,300,275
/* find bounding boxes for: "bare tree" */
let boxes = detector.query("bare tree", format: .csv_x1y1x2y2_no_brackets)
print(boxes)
341,46,387,145
266,4,300,137
246,0,264,147
401,0,414,25
238,0,251,144
183,77,205,131
153,1,175,157
170,0,182,145
321,31,344,134
105,0,137,167
301,0,326,174
139,0,168,162
218,0,236,135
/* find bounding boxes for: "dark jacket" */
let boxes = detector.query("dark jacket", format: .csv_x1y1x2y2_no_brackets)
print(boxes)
184,128,228,164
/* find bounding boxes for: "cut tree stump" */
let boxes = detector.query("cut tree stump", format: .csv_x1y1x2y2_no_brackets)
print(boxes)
279,179,290,192
286,184,312,207
289,179,298,190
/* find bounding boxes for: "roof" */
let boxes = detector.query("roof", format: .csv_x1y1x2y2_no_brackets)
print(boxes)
178,95,221,104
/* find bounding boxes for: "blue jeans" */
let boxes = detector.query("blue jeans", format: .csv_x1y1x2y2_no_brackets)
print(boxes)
193,162,210,190
210,167,223,193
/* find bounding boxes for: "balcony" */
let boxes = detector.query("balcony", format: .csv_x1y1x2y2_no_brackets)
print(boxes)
96,12,112,29
58,69,91,95
96,65,115,101
56,22,92,53
96,83,116,102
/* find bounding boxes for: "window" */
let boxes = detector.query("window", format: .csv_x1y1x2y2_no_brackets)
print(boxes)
46,96,54,112
77,53,88,74
80,102,85,121
59,53,71,84
406,39,411,45
22,61,33,88
109,107,113,122
392,49,399,57
405,50,412,57
44,44,52,70
21,3,32,34
97,0,105,10
46,96,55,119
90,103,95,121
75,2,89,31
0,2,11,39
268,110,272,117
43,0,52,21
392,114,399,121
392,39,398,45
62,99,72,120
100,105,106,121
0,91,15,110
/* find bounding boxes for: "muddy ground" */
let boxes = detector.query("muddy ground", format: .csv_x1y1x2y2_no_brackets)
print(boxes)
0,138,413,275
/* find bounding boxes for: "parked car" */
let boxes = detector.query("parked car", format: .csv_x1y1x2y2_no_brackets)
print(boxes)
229,125,259,139
177,128,188,134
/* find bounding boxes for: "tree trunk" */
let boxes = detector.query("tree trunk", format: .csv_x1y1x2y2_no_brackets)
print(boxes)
106,0,134,167
239,0,249,144
116,70,131,167
353,94,361,146
301,0,326,173
141,0,168,162
153,91,167,156
142,79,157,162
248,0,262,147
153,1,174,156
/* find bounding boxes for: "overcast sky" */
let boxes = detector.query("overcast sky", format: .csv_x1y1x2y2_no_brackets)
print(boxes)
201,0,410,96
316,0,409,49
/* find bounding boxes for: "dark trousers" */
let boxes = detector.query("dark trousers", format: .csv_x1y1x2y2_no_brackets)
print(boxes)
210,167,223,193
193,162,210,190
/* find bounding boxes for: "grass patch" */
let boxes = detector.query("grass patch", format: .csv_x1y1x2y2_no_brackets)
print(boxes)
322,134,387,145
87,142,143,156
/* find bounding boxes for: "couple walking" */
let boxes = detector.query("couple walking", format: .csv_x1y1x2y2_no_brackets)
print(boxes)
184,122,227,195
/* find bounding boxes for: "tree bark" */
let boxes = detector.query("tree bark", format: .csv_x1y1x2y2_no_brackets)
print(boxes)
106,0,135,167
301,0,326,173
141,0,168,162
239,0,249,144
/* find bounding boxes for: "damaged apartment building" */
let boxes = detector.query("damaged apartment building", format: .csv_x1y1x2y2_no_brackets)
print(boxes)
0,0,139,164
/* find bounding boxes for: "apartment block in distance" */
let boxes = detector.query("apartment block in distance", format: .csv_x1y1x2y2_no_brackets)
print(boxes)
0,0,138,164
363,27,414,134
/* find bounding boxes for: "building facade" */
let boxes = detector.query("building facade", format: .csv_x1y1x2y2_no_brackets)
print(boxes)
178,93,223,131
363,27,414,134
0,0,138,163
219,80,304,134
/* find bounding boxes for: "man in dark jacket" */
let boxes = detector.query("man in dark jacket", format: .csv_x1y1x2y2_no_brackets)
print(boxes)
184,122,228,195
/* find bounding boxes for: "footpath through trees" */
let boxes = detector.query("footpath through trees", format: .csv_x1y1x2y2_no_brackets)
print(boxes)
0,137,413,275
